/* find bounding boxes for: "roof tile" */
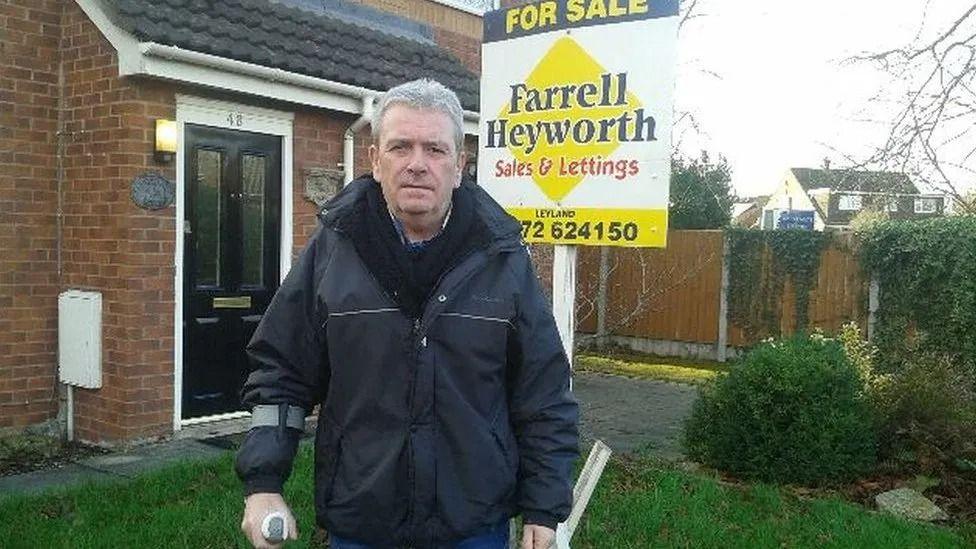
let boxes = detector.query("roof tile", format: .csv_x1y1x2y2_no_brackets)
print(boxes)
111,0,480,109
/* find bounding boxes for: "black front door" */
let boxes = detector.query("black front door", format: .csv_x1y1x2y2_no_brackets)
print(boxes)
183,124,282,419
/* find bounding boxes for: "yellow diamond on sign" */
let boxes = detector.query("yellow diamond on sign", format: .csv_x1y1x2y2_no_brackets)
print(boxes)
498,36,644,202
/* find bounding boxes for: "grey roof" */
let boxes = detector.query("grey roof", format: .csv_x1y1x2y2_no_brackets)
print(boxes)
791,167,918,194
110,0,480,110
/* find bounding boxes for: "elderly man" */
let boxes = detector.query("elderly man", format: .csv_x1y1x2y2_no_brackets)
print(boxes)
236,78,578,549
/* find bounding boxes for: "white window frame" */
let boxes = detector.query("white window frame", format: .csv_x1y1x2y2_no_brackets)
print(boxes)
886,198,899,212
914,197,938,214
838,194,862,211
173,95,294,431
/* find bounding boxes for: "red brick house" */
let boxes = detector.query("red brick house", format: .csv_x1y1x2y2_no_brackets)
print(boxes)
1,0,486,444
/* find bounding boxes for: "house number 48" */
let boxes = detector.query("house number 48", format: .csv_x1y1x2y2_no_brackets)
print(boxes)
227,112,244,127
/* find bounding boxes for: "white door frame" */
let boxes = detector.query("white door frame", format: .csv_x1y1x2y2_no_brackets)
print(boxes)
173,95,294,431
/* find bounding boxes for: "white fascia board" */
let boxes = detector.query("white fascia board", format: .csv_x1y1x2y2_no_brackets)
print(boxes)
138,43,366,115
831,190,940,197
135,44,483,134
76,1,482,133
139,44,482,134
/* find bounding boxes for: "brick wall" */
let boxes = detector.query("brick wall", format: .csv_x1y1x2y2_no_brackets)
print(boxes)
351,0,483,38
291,109,371,254
59,1,178,444
433,27,481,75
0,0,64,431
1,0,495,443
348,0,483,75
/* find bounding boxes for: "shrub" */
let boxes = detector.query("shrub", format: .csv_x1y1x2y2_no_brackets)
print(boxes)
834,322,976,471
684,335,877,485
874,351,976,471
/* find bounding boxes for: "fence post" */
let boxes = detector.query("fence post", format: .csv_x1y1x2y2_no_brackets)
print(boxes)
716,233,730,362
867,273,880,341
595,246,610,347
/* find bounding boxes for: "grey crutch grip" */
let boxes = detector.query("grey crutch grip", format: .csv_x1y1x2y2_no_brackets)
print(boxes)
261,511,288,543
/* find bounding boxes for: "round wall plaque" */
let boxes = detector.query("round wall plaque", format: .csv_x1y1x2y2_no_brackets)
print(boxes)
131,172,175,210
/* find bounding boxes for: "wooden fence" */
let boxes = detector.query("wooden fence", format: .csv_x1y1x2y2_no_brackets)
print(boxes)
575,230,869,360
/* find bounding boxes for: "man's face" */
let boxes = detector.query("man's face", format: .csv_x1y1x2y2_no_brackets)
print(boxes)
370,105,465,221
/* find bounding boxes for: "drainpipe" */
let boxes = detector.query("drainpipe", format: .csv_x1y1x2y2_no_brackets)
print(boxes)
56,39,72,443
343,95,376,185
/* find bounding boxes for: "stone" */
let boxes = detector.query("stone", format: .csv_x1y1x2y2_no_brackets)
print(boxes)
304,167,343,208
875,488,949,522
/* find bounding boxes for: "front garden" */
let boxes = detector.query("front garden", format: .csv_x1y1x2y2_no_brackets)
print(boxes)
2,217,975,547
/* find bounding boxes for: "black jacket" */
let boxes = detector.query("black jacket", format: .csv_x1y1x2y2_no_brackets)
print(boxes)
235,177,579,546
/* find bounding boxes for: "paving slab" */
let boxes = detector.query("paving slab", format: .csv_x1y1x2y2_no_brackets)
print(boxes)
0,439,229,496
77,439,228,477
0,463,117,495
573,371,699,459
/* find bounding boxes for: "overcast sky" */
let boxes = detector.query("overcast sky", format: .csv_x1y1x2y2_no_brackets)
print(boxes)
673,0,973,198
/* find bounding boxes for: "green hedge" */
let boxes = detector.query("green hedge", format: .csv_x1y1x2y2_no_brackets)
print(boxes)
860,216,976,374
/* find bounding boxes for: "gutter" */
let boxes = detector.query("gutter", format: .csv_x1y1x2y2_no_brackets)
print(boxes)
138,43,480,131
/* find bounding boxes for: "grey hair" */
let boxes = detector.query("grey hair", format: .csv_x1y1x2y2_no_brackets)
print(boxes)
371,78,465,153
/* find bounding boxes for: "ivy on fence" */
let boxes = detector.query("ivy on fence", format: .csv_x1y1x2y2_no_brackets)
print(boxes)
859,216,976,373
726,228,830,340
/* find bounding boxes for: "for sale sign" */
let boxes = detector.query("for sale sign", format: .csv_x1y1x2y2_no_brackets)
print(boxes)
479,0,679,247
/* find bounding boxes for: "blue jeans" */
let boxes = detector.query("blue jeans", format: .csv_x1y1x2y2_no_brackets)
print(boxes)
330,520,510,549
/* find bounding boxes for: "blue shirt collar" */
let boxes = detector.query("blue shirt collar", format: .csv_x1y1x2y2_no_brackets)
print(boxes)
390,205,452,252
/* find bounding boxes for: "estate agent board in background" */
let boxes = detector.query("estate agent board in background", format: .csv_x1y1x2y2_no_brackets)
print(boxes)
479,0,679,248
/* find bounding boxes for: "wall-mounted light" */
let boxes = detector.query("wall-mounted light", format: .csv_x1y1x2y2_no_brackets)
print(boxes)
155,119,177,163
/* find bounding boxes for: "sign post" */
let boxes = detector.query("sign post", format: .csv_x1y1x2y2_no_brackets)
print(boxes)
479,3,679,544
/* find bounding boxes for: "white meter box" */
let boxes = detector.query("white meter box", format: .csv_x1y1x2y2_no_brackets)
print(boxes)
58,290,102,389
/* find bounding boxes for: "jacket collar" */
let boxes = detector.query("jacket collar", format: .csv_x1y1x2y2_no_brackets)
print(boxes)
318,175,523,249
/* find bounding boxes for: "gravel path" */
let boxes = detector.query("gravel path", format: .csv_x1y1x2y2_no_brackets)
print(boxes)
572,371,700,460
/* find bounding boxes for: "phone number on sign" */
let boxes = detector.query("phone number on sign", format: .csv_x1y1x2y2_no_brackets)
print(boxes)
520,220,639,242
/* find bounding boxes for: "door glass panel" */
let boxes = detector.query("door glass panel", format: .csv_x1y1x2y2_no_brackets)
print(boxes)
195,149,222,287
241,154,266,287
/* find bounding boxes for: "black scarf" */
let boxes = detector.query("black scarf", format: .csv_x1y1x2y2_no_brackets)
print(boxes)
351,181,485,318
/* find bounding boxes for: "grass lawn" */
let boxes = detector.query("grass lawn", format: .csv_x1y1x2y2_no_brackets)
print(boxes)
1,445,972,548
576,352,726,385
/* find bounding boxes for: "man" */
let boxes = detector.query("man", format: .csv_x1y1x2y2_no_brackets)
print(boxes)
236,78,578,549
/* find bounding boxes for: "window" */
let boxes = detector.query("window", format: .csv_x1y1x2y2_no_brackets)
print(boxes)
838,194,862,211
914,197,939,213
886,198,899,212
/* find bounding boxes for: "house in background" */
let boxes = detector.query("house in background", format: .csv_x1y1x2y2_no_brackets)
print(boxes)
2,0,486,445
731,196,768,228
761,164,946,231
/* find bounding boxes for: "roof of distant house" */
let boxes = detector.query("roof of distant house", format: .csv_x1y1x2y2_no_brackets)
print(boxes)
110,0,480,110
732,196,768,228
791,167,918,194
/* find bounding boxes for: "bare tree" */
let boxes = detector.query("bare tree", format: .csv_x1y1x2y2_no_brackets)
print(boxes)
853,4,976,213
679,0,704,30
